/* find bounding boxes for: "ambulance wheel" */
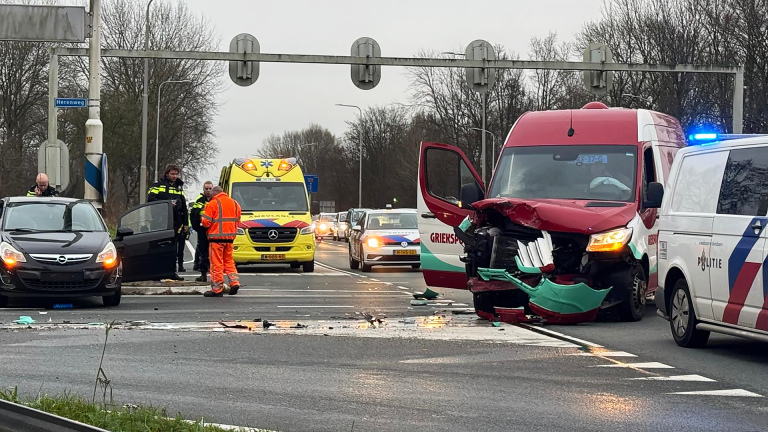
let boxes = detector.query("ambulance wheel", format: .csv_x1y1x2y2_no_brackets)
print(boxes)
670,278,710,348
617,265,647,322
302,261,315,273
290,262,301,269
349,250,359,270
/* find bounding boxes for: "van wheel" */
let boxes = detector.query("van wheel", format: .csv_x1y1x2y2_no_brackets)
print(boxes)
302,261,315,273
670,278,710,348
102,289,122,307
617,265,647,322
349,250,359,270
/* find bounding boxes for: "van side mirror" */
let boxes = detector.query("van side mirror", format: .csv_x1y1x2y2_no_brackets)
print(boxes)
644,182,664,209
310,201,320,215
459,183,484,210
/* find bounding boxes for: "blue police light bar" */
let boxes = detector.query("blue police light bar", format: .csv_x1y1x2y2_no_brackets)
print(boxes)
691,133,717,140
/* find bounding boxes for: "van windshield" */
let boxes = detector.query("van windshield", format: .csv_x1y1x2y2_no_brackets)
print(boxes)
231,182,308,211
488,145,638,202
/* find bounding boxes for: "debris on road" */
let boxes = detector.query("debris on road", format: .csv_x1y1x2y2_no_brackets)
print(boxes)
410,299,428,306
13,316,35,325
263,320,275,329
412,288,440,300
291,323,307,329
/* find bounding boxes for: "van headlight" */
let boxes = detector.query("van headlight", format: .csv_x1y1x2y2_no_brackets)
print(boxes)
300,226,314,235
237,227,246,235
1,242,26,266
96,242,118,268
586,228,633,252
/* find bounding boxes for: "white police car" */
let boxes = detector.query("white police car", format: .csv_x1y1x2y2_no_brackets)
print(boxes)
658,132,768,347
348,209,420,272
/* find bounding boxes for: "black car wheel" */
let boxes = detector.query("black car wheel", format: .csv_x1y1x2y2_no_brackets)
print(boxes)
670,278,710,348
349,247,360,270
102,289,122,307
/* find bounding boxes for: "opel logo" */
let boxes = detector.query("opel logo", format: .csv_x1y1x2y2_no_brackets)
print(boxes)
57,255,67,264
401,241,408,248
268,229,279,240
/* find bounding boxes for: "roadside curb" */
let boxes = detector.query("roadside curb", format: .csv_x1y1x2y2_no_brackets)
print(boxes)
122,286,208,295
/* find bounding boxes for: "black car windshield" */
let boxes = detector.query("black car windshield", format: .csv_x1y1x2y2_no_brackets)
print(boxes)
366,213,418,230
231,182,308,211
488,145,638,202
3,201,106,232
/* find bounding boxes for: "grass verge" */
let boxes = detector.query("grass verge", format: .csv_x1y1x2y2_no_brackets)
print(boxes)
1,387,265,432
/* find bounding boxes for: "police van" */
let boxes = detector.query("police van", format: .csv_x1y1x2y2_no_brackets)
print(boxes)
219,157,319,272
657,133,768,347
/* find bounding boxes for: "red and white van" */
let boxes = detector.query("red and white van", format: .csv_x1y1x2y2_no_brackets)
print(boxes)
417,102,687,322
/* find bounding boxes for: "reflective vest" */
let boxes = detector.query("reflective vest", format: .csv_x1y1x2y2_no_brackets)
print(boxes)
201,192,241,242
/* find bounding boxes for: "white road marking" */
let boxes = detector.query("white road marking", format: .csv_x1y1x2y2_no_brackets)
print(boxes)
276,305,355,308
593,362,674,369
239,289,408,293
397,286,409,290
519,324,604,348
370,278,380,281
666,389,762,397
628,375,715,382
569,351,637,357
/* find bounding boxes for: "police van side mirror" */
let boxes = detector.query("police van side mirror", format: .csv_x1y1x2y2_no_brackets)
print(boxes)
644,182,664,209
310,200,320,215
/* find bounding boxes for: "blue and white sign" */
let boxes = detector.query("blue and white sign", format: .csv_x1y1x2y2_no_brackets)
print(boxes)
304,174,318,193
54,98,87,108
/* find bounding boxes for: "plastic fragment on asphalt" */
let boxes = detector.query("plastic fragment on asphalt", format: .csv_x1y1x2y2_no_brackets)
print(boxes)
491,321,501,327
412,288,440,300
410,299,428,306
38,312,48,315
88,322,104,326
13,316,35,325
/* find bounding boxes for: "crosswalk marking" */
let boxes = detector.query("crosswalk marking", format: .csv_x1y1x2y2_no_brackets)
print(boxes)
666,389,762,397
593,362,674,369
628,375,715,382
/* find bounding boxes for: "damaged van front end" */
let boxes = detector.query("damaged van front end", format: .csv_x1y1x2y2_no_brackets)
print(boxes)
457,198,648,323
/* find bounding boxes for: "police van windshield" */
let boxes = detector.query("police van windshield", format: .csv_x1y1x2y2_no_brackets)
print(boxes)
488,145,638,202
231,182,308,212
366,213,418,230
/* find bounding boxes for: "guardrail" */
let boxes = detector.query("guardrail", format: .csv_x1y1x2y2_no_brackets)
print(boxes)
0,398,109,432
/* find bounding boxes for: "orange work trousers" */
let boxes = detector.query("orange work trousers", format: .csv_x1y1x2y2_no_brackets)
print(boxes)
208,242,239,293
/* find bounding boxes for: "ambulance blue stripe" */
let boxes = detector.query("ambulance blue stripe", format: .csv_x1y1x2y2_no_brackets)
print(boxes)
728,217,768,293
254,219,281,227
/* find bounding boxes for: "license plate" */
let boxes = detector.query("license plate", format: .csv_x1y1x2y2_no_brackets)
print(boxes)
261,254,286,261
394,250,417,256
41,272,84,282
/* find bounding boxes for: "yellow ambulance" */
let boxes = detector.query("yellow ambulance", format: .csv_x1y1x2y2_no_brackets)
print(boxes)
219,157,318,272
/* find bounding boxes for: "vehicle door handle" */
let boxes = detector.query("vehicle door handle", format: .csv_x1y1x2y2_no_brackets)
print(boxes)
158,240,172,246
752,222,763,230
421,212,436,219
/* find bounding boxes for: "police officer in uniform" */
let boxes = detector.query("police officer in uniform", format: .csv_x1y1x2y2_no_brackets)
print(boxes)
27,173,60,197
190,181,213,281
148,164,189,273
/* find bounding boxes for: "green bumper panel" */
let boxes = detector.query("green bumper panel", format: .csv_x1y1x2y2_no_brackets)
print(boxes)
477,268,612,314
420,243,465,273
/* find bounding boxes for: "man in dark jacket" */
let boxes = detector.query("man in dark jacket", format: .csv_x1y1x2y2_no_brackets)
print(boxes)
148,164,189,272
27,173,60,197
190,181,213,282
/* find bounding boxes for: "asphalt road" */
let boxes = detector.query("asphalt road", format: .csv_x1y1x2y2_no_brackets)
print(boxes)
1,239,767,432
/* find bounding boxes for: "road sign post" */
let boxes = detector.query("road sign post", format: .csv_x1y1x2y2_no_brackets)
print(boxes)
304,174,319,193
583,42,613,96
351,37,381,90
38,139,70,191
54,98,88,108
229,33,259,87
465,40,496,185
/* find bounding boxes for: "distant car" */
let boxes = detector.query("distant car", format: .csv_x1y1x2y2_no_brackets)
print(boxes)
314,212,337,239
0,197,179,307
346,208,371,232
333,211,349,241
348,209,420,272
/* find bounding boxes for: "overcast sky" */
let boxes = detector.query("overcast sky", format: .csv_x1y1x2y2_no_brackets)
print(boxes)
182,0,606,188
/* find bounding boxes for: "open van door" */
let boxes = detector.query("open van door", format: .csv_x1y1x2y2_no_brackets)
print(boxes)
114,201,178,282
417,142,484,289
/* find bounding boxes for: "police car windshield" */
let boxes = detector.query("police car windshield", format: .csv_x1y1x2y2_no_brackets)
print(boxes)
3,202,106,232
366,213,418,230
231,182,308,212
489,145,638,202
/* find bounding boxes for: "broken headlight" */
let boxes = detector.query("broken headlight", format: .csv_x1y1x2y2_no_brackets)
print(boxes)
586,227,632,253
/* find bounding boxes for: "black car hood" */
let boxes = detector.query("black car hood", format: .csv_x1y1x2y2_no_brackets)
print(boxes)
5,231,109,255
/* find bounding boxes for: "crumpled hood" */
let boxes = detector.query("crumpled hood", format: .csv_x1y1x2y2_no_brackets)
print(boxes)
474,198,637,235
6,231,109,255
238,212,310,229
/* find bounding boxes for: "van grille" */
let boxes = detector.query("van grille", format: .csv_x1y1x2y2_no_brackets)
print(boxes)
248,228,297,243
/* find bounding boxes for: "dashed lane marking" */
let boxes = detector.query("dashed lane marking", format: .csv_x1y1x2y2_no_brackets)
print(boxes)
628,375,716,382
276,305,355,308
666,389,763,397
593,362,674,369
569,351,637,357
519,324,604,348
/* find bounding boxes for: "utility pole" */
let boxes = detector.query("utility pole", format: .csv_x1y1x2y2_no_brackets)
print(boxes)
335,104,363,208
139,0,154,204
84,0,103,207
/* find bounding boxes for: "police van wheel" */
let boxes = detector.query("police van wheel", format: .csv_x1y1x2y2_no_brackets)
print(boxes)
302,261,315,273
670,278,710,348
102,290,122,307
617,265,647,322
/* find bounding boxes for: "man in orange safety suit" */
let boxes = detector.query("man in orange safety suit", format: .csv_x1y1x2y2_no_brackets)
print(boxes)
200,185,242,297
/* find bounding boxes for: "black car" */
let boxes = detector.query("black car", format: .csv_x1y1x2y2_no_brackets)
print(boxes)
0,197,179,307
